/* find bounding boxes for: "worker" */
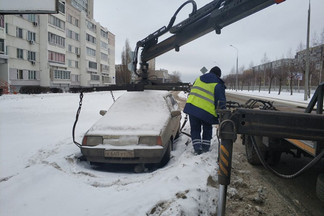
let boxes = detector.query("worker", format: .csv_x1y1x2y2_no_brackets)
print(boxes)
183,66,226,155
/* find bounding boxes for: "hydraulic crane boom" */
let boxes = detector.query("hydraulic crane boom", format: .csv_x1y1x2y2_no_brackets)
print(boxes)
133,0,285,82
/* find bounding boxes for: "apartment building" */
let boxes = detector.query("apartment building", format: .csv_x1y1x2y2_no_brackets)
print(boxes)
0,0,115,92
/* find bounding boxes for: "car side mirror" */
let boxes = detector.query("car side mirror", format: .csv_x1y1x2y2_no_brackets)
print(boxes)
171,110,181,117
99,110,107,116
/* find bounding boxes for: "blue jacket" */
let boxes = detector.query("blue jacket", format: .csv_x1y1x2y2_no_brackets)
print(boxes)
183,72,226,124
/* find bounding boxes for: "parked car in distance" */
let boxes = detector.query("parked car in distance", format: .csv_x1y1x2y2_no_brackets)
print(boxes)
81,90,181,167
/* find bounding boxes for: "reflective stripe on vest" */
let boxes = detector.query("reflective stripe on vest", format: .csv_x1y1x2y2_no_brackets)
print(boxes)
187,77,218,117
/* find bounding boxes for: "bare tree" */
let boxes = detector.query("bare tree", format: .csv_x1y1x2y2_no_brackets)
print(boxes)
265,63,275,94
243,68,254,91
296,41,305,52
261,53,270,88
274,62,288,95
312,31,319,46
223,74,236,89
320,27,324,44
117,39,132,84
169,71,182,83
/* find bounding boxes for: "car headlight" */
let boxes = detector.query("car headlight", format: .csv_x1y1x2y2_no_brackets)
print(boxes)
139,136,162,146
82,136,102,146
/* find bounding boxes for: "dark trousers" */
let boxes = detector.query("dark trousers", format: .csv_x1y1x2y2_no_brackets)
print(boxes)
189,115,212,152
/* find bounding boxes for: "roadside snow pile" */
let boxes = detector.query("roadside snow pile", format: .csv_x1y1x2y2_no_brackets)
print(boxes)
0,91,220,216
226,89,312,105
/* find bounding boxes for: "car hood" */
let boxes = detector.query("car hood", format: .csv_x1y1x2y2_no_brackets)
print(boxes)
86,91,171,136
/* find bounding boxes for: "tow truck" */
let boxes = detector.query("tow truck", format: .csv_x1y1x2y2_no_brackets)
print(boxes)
70,0,324,215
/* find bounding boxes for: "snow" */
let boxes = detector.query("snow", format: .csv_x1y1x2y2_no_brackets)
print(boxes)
87,91,171,136
0,90,312,216
0,91,218,216
226,89,313,107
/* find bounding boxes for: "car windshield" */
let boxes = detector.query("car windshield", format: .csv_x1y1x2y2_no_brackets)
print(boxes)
87,90,171,136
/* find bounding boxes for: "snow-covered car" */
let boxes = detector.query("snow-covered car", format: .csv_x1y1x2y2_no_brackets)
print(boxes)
81,90,181,166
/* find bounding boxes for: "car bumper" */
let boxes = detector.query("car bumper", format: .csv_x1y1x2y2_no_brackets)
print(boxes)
81,146,164,164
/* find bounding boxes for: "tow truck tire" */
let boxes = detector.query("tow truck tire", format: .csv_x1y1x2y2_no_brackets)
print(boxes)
245,135,265,166
316,173,324,202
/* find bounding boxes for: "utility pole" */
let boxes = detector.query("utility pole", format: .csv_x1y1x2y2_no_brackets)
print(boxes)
304,0,311,100
230,45,239,91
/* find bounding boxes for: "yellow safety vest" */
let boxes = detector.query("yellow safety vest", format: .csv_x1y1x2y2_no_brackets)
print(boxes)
187,77,218,117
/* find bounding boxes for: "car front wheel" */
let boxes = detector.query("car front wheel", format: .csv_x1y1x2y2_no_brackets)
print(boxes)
160,140,172,167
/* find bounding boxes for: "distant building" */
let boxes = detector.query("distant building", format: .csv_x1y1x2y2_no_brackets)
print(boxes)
295,44,324,84
150,68,171,83
253,58,295,72
0,0,115,92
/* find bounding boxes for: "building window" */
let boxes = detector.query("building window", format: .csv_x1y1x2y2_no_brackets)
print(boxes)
17,48,24,59
86,47,96,57
100,29,108,39
89,61,97,69
66,29,79,41
86,33,96,44
101,52,108,61
102,76,110,84
54,70,70,80
0,15,4,28
75,61,79,68
101,41,108,50
91,74,100,81
75,19,79,27
71,74,79,82
28,70,37,80
75,32,79,41
17,70,23,79
58,1,65,14
67,14,72,23
48,32,65,47
48,15,65,30
101,64,109,72
75,47,79,55
68,44,72,52
27,14,37,22
86,20,96,33
27,31,36,42
0,39,4,54
48,51,65,64
71,0,88,14
28,51,36,61
16,27,23,38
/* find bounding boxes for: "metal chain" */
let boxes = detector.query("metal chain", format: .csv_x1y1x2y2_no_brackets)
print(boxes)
72,92,84,148
110,90,116,102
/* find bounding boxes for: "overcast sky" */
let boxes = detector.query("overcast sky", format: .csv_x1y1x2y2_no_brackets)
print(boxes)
94,0,324,82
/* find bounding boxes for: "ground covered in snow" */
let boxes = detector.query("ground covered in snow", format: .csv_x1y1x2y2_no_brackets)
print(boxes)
0,89,318,216
0,91,219,216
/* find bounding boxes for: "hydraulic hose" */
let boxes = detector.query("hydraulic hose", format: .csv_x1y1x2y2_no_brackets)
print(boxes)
250,136,324,179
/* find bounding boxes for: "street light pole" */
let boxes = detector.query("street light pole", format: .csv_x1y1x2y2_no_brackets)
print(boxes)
304,0,311,100
230,45,239,91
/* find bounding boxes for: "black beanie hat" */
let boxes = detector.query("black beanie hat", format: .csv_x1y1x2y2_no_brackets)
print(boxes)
210,66,222,77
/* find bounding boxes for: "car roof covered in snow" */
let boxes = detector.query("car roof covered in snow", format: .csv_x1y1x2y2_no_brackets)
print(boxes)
87,90,172,136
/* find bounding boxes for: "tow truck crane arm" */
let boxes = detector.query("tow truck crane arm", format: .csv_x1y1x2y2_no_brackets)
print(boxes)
134,0,285,82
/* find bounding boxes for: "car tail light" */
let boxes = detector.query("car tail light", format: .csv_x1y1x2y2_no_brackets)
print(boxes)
82,136,102,146
139,136,163,146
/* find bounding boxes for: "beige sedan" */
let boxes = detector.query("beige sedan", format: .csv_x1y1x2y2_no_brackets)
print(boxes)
81,90,181,167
